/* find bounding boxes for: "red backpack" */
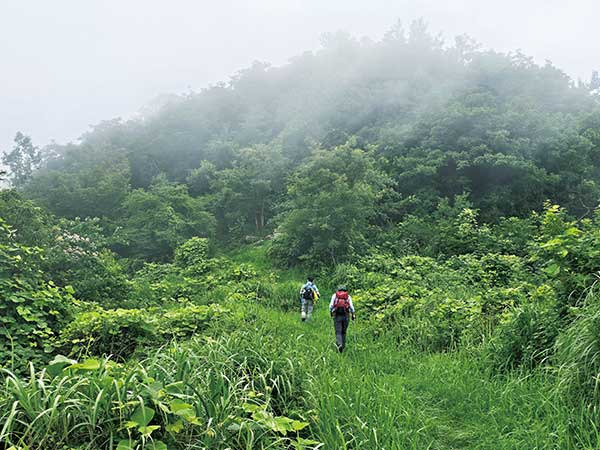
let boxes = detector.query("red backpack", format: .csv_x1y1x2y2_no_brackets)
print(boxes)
333,291,350,313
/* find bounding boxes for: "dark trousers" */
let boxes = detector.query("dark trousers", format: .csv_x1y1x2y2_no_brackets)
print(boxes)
333,314,349,352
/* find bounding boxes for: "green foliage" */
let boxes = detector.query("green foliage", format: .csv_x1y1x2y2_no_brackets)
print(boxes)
173,236,209,270
0,189,53,247
380,195,537,258
485,286,561,370
529,203,600,304
213,144,288,238
44,218,131,307
26,144,132,219
2,132,41,188
129,248,270,308
338,252,541,352
0,334,312,449
112,176,216,261
0,219,74,369
555,288,600,407
270,142,387,266
60,303,228,359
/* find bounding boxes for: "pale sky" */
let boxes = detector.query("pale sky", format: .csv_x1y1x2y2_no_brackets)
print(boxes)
1,0,598,152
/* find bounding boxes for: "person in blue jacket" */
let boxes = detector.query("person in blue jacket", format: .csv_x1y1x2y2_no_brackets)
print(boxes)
300,277,320,321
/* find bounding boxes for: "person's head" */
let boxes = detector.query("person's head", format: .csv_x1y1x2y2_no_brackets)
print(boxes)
337,285,347,292
307,277,314,282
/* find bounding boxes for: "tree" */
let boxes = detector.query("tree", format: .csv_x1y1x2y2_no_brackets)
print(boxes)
270,141,387,266
112,175,215,261
2,132,41,188
25,145,131,219
214,144,288,238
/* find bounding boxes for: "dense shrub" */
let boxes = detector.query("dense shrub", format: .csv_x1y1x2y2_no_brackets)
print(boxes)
174,236,210,270
111,177,216,261
60,303,229,359
485,286,561,371
340,253,547,352
0,219,74,369
44,220,131,307
129,254,269,307
129,262,208,306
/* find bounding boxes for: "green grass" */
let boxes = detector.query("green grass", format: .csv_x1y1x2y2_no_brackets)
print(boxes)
1,301,597,449
2,244,599,449
253,304,594,449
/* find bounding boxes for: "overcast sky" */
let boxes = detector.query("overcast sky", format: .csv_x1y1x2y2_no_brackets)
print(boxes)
1,0,598,152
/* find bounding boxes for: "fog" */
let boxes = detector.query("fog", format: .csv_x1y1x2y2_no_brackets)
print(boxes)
1,0,598,153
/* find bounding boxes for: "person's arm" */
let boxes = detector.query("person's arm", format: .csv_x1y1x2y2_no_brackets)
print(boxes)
348,296,355,314
313,284,320,296
329,294,336,312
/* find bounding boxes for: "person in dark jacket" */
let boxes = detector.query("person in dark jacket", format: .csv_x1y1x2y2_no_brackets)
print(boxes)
329,285,355,352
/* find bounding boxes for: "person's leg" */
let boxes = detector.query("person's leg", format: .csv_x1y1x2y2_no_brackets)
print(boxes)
307,299,314,319
334,316,344,351
301,298,307,320
340,315,349,351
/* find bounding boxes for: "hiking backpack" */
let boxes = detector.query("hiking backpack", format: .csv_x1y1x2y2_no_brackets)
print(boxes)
302,287,315,300
333,291,350,314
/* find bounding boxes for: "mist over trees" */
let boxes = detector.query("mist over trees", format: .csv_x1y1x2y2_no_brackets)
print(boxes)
4,20,600,264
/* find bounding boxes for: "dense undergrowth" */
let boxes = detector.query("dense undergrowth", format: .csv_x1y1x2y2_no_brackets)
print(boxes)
3,219,600,448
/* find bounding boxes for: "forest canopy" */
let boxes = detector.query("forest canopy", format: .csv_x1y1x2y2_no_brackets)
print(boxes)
2,21,593,265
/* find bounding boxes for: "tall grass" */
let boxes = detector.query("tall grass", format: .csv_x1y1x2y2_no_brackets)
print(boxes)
0,334,311,449
2,290,600,448
555,288,600,441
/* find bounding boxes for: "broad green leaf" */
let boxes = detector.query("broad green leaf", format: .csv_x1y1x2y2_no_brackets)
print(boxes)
165,381,184,393
544,263,560,276
540,238,562,248
166,420,184,433
291,420,309,431
273,416,294,434
130,405,155,427
242,402,261,413
293,437,321,449
169,399,193,413
565,227,582,236
138,425,160,436
148,441,167,450
116,440,136,450
69,359,101,371
183,415,201,425
46,355,77,377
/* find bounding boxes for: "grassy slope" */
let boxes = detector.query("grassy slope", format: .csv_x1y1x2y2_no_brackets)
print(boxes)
232,245,592,449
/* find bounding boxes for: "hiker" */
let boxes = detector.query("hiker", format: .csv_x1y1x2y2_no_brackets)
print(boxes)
329,286,355,352
300,277,320,321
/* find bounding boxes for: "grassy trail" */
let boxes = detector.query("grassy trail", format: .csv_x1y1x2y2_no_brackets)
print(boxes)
227,247,589,449
255,302,581,449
